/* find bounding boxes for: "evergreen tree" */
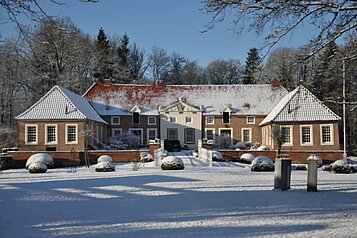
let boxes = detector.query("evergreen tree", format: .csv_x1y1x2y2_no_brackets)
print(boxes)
242,48,261,84
116,33,132,83
93,27,114,82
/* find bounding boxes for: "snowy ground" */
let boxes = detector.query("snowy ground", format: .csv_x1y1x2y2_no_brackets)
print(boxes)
0,161,356,238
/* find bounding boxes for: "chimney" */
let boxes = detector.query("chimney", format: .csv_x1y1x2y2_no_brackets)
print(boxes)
104,79,112,86
271,79,279,89
155,80,165,88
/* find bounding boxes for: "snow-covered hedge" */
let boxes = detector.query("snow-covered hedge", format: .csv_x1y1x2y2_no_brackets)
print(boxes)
212,151,224,162
26,153,54,170
140,152,154,163
234,141,246,150
28,162,47,173
240,153,255,164
95,161,115,172
161,156,185,170
251,156,274,172
97,155,113,163
330,160,351,174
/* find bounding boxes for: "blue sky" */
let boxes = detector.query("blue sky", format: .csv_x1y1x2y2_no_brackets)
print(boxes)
0,0,313,66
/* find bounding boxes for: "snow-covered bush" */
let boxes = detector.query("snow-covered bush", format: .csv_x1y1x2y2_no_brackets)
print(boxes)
307,155,323,167
107,132,141,150
140,152,153,163
28,162,47,173
26,153,54,170
95,161,115,172
330,160,351,174
234,141,246,150
161,156,185,170
97,155,113,163
215,133,232,149
240,153,255,164
212,151,224,162
251,156,274,172
256,145,270,151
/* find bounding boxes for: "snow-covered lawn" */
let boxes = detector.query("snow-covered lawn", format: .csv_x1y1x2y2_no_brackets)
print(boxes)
0,162,356,238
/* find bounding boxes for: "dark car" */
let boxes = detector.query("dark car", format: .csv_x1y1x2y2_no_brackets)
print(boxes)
164,139,181,152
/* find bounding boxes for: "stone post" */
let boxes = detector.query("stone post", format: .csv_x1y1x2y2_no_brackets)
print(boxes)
307,156,318,192
274,158,291,191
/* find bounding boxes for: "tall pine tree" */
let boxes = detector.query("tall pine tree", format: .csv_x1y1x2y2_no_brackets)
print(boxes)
242,48,261,84
93,27,114,82
116,33,132,83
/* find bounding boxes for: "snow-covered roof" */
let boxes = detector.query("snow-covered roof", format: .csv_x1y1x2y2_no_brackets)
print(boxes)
16,86,107,124
260,85,340,126
84,83,288,116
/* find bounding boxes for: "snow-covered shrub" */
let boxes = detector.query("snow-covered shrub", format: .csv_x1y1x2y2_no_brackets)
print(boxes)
240,153,255,164
28,162,47,173
251,156,274,172
234,141,246,150
212,151,224,162
26,153,54,170
140,152,153,163
107,132,141,150
307,155,323,167
256,145,270,151
161,156,185,170
97,155,113,163
330,160,351,174
215,134,232,149
95,161,115,172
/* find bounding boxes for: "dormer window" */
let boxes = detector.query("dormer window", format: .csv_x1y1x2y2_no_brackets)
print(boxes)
223,112,230,124
133,112,140,124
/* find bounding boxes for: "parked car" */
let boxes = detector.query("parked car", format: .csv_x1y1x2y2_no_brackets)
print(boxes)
164,140,181,152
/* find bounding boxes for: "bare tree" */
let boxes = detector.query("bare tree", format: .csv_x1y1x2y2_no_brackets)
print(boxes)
206,59,242,84
148,46,170,82
202,0,357,58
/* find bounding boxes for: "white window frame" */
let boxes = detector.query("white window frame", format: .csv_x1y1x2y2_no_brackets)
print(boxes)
112,128,122,138
281,125,293,146
185,128,195,144
241,128,252,143
206,116,214,125
205,128,215,143
25,124,38,145
45,124,58,145
111,116,120,125
65,124,78,144
147,128,157,144
169,116,177,123
320,124,334,145
185,116,193,124
129,128,143,144
167,128,178,140
300,125,313,146
147,116,157,125
246,116,256,124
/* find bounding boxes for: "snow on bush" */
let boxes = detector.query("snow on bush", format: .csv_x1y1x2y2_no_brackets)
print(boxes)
95,161,115,172
234,141,246,150
215,134,232,149
161,156,185,170
107,132,141,150
97,155,113,163
330,160,351,174
212,151,224,161
240,153,255,164
307,155,323,167
140,152,154,163
256,145,270,151
26,153,54,170
28,162,47,174
251,156,274,172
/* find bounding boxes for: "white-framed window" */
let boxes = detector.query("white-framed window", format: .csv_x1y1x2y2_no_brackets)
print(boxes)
222,112,230,124
167,128,178,140
185,128,195,144
246,116,255,124
45,124,57,145
129,128,143,144
205,129,215,143
112,128,122,138
241,128,252,143
169,117,177,123
147,116,157,125
66,124,78,144
147,128,157,144
111,116,120,125
206,116,214,124
25,124,38,145
132,112,140,124
321,124,333,145
185,116,193,124
300,125,313,146
281,125,293,146
219,128,233,146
